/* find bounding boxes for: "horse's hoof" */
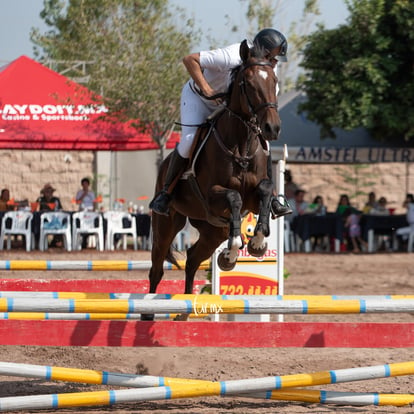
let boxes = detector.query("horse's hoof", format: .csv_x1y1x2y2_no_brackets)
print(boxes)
140,314,155,321
217,252,237,271
247,240,268,257
174,313,189,321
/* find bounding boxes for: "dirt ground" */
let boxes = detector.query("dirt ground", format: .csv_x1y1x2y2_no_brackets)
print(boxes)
0,248,413,413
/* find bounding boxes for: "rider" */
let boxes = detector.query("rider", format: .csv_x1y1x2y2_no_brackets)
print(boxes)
150,28,292,218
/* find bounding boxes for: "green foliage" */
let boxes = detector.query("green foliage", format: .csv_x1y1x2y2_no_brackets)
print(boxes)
31,0,199,157
244,0,321,93
246,0,277,30
280,0,321,92
334,164,376,207
200,267,212,294
298,0,414,143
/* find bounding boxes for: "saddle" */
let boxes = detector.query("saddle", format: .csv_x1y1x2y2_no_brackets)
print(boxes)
190,108,226,163
183,106,268,179
179,108,228,226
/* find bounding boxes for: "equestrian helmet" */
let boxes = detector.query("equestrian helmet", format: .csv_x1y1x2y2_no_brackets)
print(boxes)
254,28,288,62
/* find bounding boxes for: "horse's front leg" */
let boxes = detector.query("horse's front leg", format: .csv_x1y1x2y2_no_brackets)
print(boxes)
212,189,243,271
248,178,273,257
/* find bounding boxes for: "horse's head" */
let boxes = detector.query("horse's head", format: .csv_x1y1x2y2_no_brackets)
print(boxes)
229,40,281,141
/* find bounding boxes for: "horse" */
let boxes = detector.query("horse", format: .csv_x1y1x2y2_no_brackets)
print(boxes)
144,40,281,319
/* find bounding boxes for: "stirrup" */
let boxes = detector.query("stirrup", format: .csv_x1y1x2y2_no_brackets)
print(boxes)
270,194,292,219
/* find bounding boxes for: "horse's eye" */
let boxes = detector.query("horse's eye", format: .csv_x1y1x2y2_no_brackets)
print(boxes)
265,55,278,65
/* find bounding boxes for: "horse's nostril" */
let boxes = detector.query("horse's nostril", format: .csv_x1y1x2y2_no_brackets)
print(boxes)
264,123,280,139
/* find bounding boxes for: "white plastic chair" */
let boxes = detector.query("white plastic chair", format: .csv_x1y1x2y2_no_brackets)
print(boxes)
72,211,104,251
174,229,191,251
396,224,414,253
39,212,72,251
173,219,196,251
367,229,397,252
0,211,34,251
408,229,414,253
104,211,137,250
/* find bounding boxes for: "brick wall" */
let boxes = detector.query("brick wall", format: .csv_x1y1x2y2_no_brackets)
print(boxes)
286,162,413,214
0,150,95,211
1,149,412,215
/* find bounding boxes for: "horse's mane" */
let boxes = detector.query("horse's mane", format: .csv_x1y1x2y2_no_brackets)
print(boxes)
227,44,268,102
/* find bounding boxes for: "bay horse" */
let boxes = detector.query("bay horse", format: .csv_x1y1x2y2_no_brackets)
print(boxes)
144,40,281,319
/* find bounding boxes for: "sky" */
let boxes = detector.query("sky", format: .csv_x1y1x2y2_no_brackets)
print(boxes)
0,0,349,63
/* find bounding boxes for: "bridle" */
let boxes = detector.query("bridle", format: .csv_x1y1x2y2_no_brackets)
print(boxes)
203,60,279,120
207,61,279,170
237,61,279,119
196,60,280,170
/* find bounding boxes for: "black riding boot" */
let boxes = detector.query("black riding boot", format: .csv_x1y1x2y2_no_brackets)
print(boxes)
149,149,188,216
267,153,293,219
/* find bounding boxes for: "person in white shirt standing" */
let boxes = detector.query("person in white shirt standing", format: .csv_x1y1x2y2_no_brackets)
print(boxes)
150,28,291,219
75,177,96,211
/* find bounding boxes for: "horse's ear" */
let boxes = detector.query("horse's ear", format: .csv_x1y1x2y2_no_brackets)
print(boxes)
239,39,250,62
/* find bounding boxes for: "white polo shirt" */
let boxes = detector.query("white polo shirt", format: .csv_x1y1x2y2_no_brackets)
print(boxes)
199,43,279,95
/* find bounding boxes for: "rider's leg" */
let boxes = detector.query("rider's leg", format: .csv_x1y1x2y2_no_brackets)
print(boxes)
267,152,292,219
149,147,188,216
150,82,212,216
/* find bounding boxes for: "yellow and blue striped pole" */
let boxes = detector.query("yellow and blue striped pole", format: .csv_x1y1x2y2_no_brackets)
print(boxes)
0,292,173,300
248,389,414,406
2,360,413,391
0,361,413,410
0,260,209,271
1,292,412,300
2,388,413,411
0,296,413,314
0,311,207,320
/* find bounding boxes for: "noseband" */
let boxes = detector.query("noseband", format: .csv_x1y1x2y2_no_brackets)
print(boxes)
238,61,279,117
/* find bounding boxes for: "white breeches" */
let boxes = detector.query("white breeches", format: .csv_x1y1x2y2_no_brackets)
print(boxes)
177,82,221,158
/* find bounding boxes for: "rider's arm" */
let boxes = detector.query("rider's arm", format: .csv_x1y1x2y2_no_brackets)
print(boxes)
182,53,215,98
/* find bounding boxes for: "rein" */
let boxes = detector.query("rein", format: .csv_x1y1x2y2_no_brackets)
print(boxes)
212,122,260,170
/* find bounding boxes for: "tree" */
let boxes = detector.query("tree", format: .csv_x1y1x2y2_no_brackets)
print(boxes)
298,0,414,142
334,164,376,207
31,0,199,162
241,0,321,93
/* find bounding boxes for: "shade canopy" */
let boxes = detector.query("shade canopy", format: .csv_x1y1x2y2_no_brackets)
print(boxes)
0,56,179,151
271,90,413,163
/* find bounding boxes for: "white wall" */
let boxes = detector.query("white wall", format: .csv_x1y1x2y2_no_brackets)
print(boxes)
96,149,171,212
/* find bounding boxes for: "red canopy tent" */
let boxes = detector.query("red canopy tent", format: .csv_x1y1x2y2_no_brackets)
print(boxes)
0,56,179,151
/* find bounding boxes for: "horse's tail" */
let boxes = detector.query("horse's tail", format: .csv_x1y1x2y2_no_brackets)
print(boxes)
166,246,182,270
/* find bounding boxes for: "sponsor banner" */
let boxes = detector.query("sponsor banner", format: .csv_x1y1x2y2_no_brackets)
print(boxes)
0,103,107,122
220,272,278,296
214,212,278,296
271,146,414,163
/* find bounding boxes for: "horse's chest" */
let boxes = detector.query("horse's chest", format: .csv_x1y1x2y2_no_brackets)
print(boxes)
228,172,259,192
